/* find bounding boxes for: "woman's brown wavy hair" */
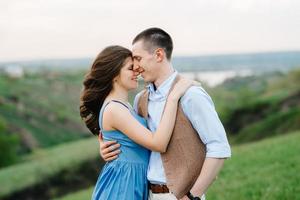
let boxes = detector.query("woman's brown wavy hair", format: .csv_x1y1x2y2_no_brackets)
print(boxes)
80,45,132,135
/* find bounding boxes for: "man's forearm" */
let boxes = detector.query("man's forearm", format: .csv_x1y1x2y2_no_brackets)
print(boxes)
190,157,225,197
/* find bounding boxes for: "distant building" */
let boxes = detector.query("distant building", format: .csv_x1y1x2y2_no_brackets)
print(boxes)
2,64,24,78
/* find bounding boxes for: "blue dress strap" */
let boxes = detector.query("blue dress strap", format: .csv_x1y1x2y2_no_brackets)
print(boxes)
110,100,130,109
99,100,131,131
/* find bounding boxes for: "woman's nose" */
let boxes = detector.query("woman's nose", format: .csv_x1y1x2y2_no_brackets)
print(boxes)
133,71,139,76
133,63,139,71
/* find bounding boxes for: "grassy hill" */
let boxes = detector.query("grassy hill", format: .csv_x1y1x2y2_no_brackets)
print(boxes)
206,131,300,200
0,71,94,167
0,136,100,199
54,131,300,200
208,69,300,144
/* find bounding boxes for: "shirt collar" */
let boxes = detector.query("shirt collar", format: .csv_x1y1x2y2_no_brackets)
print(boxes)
146,70,178,98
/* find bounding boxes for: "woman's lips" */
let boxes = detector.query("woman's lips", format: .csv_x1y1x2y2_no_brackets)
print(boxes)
131,77,138,81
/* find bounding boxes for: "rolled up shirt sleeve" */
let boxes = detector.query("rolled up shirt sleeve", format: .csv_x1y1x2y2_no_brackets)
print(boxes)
181,86,231,158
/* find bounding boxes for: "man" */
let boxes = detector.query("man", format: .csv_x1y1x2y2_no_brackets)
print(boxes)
98,27,231,200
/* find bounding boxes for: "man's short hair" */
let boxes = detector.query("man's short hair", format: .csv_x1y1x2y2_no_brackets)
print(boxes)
132,27,173,60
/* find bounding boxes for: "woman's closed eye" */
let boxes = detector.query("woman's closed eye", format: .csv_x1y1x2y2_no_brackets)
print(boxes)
133,56,141,62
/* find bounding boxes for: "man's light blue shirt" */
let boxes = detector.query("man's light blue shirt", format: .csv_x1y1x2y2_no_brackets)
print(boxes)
133,71,231,184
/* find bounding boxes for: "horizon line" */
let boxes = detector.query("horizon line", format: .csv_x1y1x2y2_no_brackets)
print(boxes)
1,49,300,64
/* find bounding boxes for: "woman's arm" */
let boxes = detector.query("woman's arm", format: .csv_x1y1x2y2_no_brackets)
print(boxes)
104,78,193,152
104,98,176,152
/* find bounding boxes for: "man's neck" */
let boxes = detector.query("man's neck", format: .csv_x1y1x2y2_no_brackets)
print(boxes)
153,63,175,89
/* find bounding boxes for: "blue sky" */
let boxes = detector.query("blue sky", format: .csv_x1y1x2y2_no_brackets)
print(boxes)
0,0,300,61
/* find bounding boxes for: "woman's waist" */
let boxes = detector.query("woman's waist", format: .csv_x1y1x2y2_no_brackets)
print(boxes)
104,137,148,149
117,147,149,162
106,158,149,167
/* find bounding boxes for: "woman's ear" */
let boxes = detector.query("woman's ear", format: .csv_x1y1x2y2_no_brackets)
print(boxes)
113,74,120,83
113,74,121,88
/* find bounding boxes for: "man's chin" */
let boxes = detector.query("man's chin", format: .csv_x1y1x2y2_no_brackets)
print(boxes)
141,75,150,82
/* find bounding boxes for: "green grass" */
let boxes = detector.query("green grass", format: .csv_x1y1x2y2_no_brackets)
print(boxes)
54,187,94,200
55,131,300,200
232,108,300,143
0,72,89,151
206,131,300,200
0,136,99,198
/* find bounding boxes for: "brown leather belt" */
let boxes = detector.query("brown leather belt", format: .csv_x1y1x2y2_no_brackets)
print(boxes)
149,183,170,193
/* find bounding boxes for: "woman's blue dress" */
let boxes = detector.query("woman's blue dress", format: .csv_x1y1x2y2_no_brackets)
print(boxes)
92,100,150,200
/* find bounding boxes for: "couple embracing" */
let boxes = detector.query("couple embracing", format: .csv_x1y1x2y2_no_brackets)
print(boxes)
80,27,231,200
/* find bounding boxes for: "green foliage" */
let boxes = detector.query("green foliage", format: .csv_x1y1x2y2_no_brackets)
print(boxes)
0,71,90,154
210,69,300,144
0,137,99,198
0,115,7,131
0,116,20,167
0,134,20,167
233,108,300,143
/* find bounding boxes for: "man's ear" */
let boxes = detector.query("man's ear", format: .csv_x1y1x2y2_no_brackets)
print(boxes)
155,48,164,62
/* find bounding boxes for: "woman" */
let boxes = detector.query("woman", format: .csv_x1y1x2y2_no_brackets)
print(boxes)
80,45,193,200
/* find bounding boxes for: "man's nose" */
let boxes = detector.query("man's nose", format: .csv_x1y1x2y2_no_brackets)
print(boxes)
133,62,139,71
